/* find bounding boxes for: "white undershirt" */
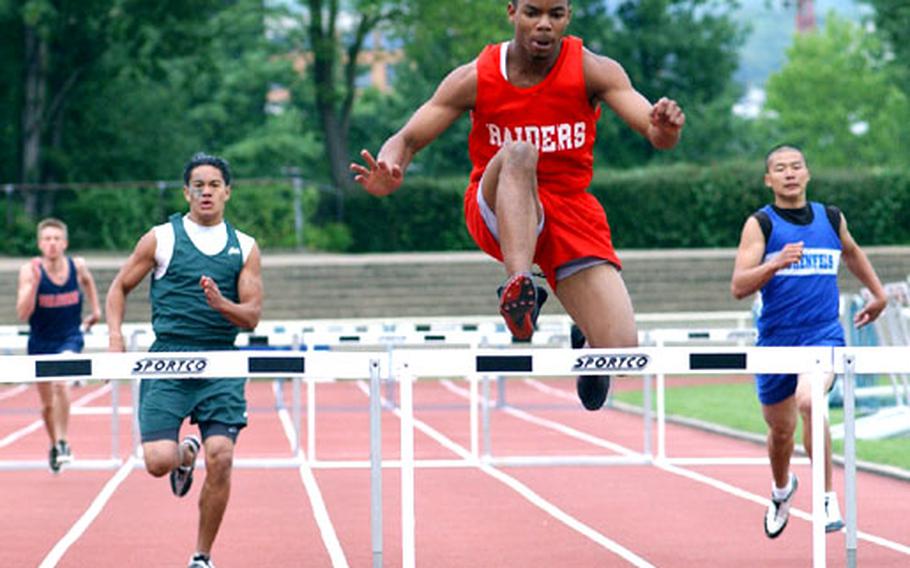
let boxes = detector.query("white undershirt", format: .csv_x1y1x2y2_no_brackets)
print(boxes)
500,41,510,81
153,215,255,280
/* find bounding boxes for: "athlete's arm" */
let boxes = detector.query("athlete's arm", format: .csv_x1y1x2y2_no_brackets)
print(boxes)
200,243,262,330
839,215,887,327
15,259,41,322
583,49,685,150
731,217,804,299
74,257,102,331
106,230,158,351
351,62,477,196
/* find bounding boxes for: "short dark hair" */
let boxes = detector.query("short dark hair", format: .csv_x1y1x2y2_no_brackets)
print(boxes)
764,144,807,172
183,152,232,186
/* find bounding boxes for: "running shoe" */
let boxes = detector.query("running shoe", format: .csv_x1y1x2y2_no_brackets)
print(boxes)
55,440,73,467
170,435,201,498
764,473,799,538
825,492,845,533
571,324,611,411
48,444,60,474
497,273,546,341
187,553,216,568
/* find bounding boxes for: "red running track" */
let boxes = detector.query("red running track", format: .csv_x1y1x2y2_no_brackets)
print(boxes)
0,377,908,567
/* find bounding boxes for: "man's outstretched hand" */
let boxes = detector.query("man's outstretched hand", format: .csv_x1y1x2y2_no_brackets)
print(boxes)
350,149,403,196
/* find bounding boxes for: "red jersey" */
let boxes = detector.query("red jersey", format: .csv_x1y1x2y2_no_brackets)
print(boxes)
463,36,621,291
468,35,600,194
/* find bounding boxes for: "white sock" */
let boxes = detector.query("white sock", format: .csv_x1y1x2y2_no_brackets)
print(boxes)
772,474,793,500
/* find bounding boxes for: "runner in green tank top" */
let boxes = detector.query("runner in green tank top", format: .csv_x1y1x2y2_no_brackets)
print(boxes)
106,153,263,568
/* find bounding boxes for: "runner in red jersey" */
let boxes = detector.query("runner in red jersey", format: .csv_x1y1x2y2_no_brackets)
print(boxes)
351,0,685,410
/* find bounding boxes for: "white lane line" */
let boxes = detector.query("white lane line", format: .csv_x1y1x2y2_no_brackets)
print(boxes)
275,382,349,568
498,378,910,557
0,384,29,401
0,384,113,449
522,377,577,402
440,380,639,457
38,456,135,568
661,462,910,556
355,380,655,568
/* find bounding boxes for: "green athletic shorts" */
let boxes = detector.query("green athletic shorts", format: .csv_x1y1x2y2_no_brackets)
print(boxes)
138,341,247,441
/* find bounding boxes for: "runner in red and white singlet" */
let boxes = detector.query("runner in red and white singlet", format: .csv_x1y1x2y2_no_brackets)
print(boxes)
351,0,685,411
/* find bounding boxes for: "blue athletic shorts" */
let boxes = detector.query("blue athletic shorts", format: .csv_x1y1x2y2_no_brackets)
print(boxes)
28,334,84,355
755,321,844,405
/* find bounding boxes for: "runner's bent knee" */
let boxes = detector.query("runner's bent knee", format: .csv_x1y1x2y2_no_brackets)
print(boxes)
500,141,538,171
143,443,179,477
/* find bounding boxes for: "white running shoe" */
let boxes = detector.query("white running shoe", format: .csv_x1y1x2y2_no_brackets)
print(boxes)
187,553,215,568
825,492,845,533
55,440,74,468
764,473,799,539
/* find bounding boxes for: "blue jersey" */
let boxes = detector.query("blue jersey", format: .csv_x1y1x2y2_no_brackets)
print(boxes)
757,202,843,339
28,257,84,354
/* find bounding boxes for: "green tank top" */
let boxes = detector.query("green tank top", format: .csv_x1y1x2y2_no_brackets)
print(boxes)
150,213,243,346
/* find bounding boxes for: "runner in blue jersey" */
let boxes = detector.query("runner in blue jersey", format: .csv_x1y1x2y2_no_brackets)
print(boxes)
16,218,101,473
731,144,887,539
106,153,263,568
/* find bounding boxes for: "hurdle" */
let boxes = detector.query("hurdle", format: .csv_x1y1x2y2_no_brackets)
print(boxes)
391,345,839,568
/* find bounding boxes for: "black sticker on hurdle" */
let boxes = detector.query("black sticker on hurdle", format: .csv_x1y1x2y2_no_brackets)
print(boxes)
424,334,446,342
689,352,747,370
687,331,710,339
35,359,92,378
476,355,532,373
248,335,270,346
248,356,305,374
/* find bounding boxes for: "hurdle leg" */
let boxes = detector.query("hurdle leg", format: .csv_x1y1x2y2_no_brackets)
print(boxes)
111,379,120,462
643,373,653,458
656,372,667,461
369,359,382,568
844,355,858,568
470,374,479,459
291,377,301,454
482,374,492,459
400,362,416,568
811,372,826,568
307,378,316,461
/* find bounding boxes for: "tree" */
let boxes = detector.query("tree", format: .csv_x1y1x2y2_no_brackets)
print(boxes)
279,1,407,190
351,0,507,176
760,13,910,167
862,0,910,94
0,0,225,215
575,0,747,167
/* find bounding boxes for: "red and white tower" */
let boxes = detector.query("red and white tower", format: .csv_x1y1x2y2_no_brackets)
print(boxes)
795,0,816,32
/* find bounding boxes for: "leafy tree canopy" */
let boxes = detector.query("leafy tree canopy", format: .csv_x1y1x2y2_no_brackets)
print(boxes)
760,12,910,167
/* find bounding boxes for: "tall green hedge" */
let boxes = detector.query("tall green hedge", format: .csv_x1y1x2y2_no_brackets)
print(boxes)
3,163,909,255
345,162,910,251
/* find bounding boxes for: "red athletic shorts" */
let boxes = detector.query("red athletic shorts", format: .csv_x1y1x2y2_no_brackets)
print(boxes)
464,181,621,291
